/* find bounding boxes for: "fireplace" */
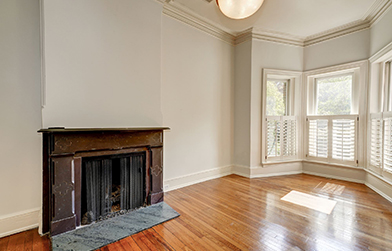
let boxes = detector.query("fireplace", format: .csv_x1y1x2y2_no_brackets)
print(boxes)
38,127,169,236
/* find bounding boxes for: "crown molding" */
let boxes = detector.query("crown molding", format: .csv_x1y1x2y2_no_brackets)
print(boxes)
304,20,371,47
364,0,392,25
162,2,235,45
235,28,305,47
161,0,392,48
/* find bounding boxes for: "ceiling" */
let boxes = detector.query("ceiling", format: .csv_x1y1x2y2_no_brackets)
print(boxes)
168,0,382,38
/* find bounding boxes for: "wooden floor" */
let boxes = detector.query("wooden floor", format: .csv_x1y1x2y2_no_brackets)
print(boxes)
2,174,392,250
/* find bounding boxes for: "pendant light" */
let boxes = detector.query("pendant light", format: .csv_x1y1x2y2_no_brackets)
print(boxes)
216,0,264,19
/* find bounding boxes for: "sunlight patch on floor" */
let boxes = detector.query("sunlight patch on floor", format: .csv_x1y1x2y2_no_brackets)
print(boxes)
281,190,337,214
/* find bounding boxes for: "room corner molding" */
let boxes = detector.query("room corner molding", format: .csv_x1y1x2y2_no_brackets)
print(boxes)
236,28,305,47
365,0,392,26
0,208,40,238
161,0,392,48
162,3,235,45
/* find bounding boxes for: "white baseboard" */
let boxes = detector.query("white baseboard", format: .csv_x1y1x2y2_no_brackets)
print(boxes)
303,171,365,184
164,165,232,192
0,208,40,238
252,170,303,178
251,161,303,178
365,182,392,204
232,164,251,178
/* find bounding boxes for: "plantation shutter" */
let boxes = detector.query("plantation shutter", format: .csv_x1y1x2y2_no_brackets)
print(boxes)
282,117,296,157
332,119,356,161
308,118,328,158
266,116,297,160
384,114,392,172
370,113,383,170
266,117,281,158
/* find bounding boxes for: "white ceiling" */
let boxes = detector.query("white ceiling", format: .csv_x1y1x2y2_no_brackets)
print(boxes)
170,0,380,38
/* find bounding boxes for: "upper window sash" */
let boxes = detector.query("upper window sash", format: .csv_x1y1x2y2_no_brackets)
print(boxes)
266,78,292,116
307,69,360,116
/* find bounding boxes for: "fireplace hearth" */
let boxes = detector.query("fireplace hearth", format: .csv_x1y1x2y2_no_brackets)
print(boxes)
38,127,169,236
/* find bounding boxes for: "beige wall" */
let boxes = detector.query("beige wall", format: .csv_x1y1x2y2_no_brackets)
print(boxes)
42,0,163,127
162,16,234,185
0,0,42,236
370,6,392,56
304,29,370,71
233,41,252,167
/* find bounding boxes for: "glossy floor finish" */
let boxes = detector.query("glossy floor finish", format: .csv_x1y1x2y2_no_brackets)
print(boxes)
1,174,392,250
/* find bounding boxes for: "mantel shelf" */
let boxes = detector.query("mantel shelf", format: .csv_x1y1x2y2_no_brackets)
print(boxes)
38,127,170,133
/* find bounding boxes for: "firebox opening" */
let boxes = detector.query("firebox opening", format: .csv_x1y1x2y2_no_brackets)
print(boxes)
81,153,146,225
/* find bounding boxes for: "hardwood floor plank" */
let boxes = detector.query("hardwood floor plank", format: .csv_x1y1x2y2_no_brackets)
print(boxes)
23,229,34,251
132,232,158,251
152,224,189,250
6,232,25,251
0,235,9,251
1,174,392,250
118,237,141,251
144,228,174,251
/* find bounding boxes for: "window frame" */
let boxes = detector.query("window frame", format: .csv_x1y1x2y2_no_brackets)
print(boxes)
304,60,368,168
262,69,302,163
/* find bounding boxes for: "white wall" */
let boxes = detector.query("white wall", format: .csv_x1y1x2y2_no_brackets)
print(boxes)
233,41,252,168
370,6,392,56
162,16,234,189
304,30,370,71
0,0,42,237
42,0,163,127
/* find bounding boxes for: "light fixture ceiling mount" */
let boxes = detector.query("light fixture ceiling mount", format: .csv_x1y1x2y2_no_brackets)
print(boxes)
216,0,264,20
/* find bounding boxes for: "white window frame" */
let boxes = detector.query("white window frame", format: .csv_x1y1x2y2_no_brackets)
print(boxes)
304,61,368,167
368,48,392,181
262,69,302,163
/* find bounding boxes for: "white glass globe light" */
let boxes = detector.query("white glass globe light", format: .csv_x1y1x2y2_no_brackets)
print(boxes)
216,0,264,19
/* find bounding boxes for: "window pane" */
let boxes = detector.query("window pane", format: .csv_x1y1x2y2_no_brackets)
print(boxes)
266,80,288,116
316,75,352,115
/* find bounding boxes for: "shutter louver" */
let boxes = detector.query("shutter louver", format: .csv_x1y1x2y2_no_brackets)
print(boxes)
332,119,355,161
370,114,383,169
267,119,280,157
282,118,296,156
384,117,392,172
308,119,328,158
266,116,297,159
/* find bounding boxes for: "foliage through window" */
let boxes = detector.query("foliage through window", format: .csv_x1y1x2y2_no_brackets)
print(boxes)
316,75,352,115
266,80,289,116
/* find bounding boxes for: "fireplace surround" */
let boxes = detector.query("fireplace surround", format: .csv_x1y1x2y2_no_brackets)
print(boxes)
38,127,169,236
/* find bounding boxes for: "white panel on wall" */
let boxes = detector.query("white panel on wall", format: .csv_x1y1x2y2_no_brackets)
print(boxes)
0,0,42,222
42,0,163,128
161,15,234,181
